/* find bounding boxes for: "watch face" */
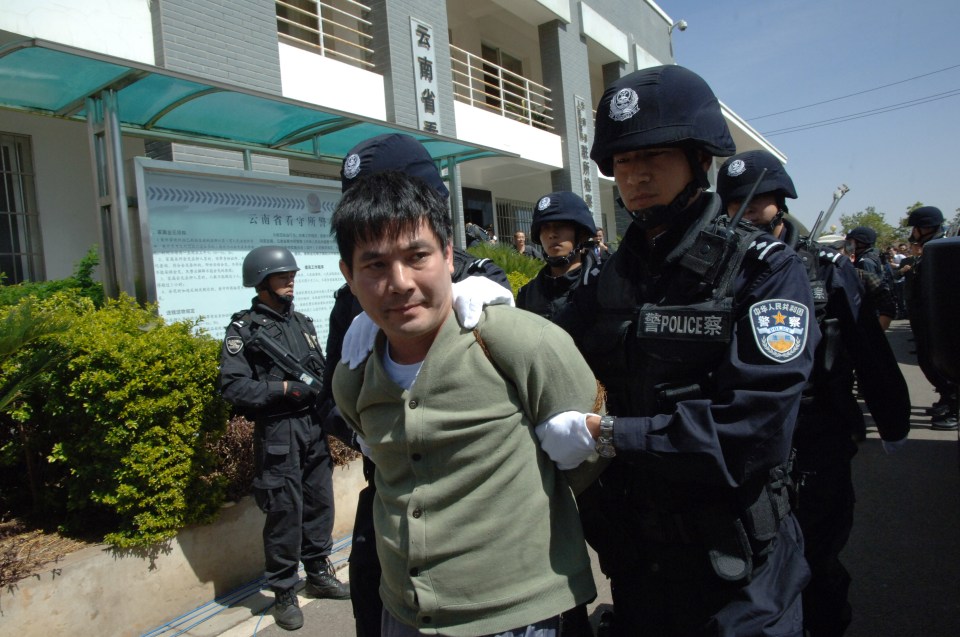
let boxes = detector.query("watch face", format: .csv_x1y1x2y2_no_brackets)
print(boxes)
597,442,616,459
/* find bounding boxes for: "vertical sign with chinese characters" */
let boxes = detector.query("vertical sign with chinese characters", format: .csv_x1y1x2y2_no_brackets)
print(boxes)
575,95,594,214
411,17,441,134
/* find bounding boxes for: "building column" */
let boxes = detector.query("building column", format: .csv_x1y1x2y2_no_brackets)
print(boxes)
538,19,600,228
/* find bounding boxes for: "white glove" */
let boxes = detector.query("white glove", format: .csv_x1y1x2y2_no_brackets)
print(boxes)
342,311,379,370
355,434,372,458
535,411,597,470
881,437,908,454
452,277,515,329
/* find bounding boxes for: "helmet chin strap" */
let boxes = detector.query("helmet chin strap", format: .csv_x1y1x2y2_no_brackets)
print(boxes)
621,179,702,231
260,285,293,309
756,210,785,235
544,237,597,268
544,251,576,268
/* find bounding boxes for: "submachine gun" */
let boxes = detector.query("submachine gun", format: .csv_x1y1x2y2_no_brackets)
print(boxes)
247,329,325,398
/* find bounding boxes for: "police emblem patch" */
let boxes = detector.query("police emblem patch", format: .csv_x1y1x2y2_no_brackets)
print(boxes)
343,153,362,179
609,88,640,121
537,196,551,211
748,299,809,363
225,336,244,355
727,159,746,177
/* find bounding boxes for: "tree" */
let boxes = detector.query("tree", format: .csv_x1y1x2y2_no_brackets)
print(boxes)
838,206,904,247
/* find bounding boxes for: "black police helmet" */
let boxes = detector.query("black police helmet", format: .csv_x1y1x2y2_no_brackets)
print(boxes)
242,246,299,288
530,191,597,246
845,226,877,247
590,65,736,177
907,206,944,228
717,150,797,206
340,133,449,199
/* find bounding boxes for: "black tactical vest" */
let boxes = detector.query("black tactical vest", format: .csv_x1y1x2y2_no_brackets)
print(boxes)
581,197,766,417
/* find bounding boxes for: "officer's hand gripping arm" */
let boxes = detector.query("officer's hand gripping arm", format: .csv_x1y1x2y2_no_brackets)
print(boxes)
452,276,515,329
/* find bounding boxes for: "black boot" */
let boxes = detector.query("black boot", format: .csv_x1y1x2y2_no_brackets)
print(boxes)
305,558,351,600
273,587,304,631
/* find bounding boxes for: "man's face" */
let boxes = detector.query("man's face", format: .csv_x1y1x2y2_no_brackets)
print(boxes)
726,193,781,234
515,232,526,246
910,226,939,246
340,218,454,363
539,221,578,257
596,229,604,242
261,271,296,302
612,147,695,211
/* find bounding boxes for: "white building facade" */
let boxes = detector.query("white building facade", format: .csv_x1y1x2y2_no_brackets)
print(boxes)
0,0,783,294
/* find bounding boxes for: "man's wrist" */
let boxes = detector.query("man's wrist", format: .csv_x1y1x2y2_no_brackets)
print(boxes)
596,415,616,458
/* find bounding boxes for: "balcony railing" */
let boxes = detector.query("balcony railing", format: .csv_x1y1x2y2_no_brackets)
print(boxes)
276,0,374,70
450,45,553,131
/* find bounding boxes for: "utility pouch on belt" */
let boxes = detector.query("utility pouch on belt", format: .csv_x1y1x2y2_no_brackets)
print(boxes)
698,512,753,583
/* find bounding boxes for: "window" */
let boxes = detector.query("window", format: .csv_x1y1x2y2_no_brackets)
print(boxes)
0,132,43,284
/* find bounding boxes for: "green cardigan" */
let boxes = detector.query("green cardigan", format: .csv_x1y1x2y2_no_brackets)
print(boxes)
334,306,599,636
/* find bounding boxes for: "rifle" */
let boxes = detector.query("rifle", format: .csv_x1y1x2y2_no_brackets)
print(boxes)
248,330,323,394
808,183,850,240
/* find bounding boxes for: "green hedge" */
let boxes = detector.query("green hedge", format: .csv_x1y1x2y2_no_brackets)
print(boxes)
1,291,230,548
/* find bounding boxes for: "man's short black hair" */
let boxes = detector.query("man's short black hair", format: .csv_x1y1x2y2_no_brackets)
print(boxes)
331,171,452,270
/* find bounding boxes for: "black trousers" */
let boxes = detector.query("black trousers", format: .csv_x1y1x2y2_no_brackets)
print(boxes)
350,480,383,637
607,516,808,637
253,414,335,592
794,434,856,637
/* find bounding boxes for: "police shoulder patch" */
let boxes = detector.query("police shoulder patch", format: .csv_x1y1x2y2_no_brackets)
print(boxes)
748,299,809,363
225,336,244,355
746,239,786,262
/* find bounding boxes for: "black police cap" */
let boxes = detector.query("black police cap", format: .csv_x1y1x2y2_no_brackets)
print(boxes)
846,226,877,246
907,206,944,228
590,65,736,177
340,133,449,199
530,191,597,246
717,150,797,205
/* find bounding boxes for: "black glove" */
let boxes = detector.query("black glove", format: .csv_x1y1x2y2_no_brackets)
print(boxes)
285,381,318,405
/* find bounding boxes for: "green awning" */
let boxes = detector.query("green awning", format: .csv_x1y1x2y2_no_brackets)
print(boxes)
0,38,513,165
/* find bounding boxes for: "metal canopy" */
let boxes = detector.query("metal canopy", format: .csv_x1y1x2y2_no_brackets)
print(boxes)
0,38,512,165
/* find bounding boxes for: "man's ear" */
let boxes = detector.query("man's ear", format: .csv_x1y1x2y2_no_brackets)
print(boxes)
339,259,354,291
445,244,454,275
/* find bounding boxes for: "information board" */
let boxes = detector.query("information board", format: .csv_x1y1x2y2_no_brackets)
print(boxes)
134,158,344,347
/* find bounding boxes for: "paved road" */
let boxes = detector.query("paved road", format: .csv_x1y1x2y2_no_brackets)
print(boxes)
217,320,959,637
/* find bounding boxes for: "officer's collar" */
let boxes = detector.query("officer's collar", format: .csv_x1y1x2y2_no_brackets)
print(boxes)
253,298,292,320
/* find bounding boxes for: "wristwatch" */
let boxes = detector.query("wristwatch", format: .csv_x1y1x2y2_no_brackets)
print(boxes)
596,415,616,458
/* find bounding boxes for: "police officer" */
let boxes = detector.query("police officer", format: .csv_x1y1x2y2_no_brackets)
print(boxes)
845,226,897,330
516,191,598,322
718,150,910,636
219,246,349,632
905,206,958,430
556,65,819,636
325,133,512,637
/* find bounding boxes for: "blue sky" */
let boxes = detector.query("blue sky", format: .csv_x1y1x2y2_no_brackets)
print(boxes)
668,0,960,233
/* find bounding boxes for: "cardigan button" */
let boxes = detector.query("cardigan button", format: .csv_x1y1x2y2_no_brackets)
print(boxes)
412,507,423,519
422,616,432,624
409,399,419,409
410,567,419,576
411,453,422,462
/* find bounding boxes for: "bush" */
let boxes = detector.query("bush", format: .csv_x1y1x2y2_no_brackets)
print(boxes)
466,244,541,299
6,295,230,548
0,247,104,308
